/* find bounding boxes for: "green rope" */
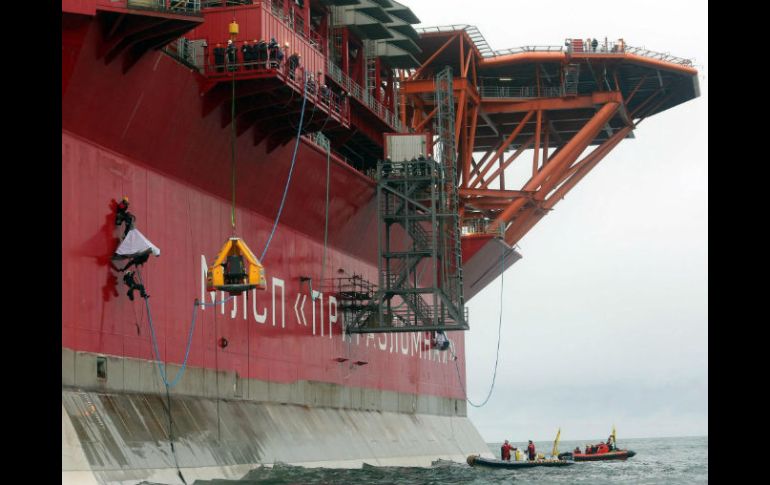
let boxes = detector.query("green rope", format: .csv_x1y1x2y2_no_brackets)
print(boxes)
319,139,330,293
231,66,237,232
310,135,331,302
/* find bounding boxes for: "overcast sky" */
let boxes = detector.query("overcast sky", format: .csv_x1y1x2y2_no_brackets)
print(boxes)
409,0,708,442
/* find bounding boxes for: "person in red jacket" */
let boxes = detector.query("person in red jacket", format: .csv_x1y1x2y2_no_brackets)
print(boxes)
527,440,536,461
500,440,513,461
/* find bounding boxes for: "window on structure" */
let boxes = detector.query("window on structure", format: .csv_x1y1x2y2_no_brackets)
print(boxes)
96,356,107,380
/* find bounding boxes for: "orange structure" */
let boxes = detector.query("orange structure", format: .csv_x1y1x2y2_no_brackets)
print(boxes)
400,26,699,254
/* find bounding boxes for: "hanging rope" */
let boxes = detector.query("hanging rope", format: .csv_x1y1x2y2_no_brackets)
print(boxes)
312,137,331,301
163,385,187,485
452,240,506,408
136,268,234,389
230,65,237,232
134,268,233,485
260,72,310,261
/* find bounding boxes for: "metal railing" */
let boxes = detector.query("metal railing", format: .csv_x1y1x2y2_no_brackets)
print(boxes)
127,0,202,15
200,0,253,6
326,61,402,132
415,26,694,66
185,43,350,123
623,46,694,66
478,85,565,99
493,45,563,56
415,24,494,58
506,41,695,66
265,0,326,55
304,132,372,177
377,158,441,182
165,37,207,70
461,218,503,236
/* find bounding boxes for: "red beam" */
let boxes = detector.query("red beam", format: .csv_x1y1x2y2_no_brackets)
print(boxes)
624,74,648,105
482,91,622,114
402,78,479,104
455,89,467,147
490,101,620,231
459,189,532,198
470,111,534,187
409,33,458,81
544,127,632,209
415,106,438,132
532,109,542,176
478,136,535,189
463,104,479,188
504,126,633,246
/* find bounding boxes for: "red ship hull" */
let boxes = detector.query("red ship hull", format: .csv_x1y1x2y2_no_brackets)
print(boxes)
62,12,466,402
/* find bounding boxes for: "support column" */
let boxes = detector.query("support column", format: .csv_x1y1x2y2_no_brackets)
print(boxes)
490,102,620,231
532,110,542,176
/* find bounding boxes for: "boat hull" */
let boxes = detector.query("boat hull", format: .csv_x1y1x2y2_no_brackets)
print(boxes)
568,450,637,461
467,455,574,468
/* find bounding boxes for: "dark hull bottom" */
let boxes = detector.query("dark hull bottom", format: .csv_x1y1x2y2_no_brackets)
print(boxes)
467,455,574,468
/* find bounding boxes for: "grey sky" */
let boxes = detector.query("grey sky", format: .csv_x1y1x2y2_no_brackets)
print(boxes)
408,0,708,442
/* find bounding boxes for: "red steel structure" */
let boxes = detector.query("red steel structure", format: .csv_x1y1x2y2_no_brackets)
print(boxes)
401,26,699,254
62,0,699,395
61,1,699,479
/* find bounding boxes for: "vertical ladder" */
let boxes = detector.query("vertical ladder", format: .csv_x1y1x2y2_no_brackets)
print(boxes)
330,28,344,64
435,66,465,320
564,64,580,96
365,40,377,98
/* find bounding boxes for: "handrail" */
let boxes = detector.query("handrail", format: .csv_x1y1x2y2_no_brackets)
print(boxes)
200,0,252,6
304,132,367,176
623,46,693,66
492,41,694,66
461,218,501,236
127,0,202,15
192,48,350,124
493,45,564,56
326,61,402,132
416,26,695,66
478,85,564,99
415,24,493,58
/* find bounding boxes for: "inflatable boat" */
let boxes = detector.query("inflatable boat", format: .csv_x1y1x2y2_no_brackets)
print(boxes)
467,455,574,468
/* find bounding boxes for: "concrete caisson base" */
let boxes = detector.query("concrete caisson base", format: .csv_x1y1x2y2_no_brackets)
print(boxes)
62,389,493,485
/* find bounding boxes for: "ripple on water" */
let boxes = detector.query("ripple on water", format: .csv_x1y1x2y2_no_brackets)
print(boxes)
139,436,707,485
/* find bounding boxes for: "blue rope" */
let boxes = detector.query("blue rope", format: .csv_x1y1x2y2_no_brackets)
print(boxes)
260,73,310,261
136,268,234,389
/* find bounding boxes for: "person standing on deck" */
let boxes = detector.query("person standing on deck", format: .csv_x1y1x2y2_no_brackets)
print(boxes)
500,440,513,461
226,39,237,71
241,40,251,69
527,440,536,461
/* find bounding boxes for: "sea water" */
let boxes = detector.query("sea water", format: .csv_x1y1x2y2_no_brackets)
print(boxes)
147,436,707,484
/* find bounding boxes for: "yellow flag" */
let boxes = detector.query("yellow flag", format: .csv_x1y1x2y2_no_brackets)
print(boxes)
551,428,561,457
